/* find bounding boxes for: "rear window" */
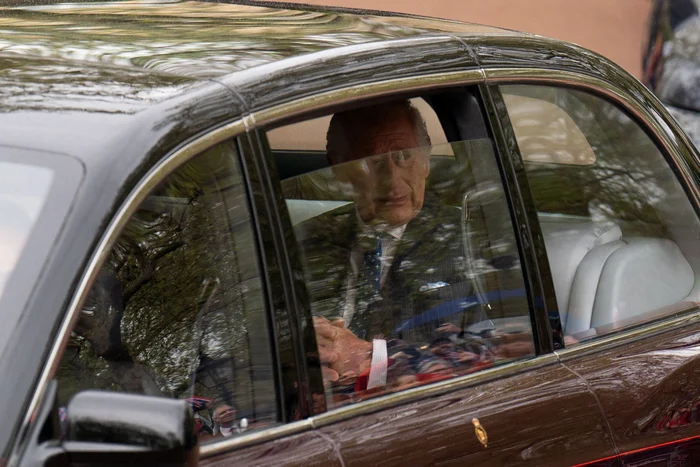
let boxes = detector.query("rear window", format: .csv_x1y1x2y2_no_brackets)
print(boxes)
0,161,53,299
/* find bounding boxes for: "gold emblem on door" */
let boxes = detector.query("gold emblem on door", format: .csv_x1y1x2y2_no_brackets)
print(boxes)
472,418,488,448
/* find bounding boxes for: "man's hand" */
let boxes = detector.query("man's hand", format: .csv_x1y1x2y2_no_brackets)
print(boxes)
436,322,461,334
313,317,372,380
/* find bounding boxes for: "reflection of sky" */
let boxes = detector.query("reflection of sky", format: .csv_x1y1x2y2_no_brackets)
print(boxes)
0,161,53,298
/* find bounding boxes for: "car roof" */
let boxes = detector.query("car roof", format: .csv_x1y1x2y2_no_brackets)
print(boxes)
0,0,517,79
0,0,528,167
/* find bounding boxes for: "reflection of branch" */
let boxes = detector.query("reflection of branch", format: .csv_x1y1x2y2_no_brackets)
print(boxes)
122,241,183,304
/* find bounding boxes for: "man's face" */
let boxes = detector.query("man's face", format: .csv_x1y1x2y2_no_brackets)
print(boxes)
214,405,236,427
334,111,429,227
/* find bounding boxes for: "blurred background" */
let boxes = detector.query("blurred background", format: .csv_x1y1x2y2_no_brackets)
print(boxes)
273,0,653,78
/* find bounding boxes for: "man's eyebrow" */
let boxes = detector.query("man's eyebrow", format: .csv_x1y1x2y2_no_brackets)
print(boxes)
360,133,418,151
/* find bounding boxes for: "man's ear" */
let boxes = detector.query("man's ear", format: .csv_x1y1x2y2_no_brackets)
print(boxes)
331,164,351,183
329,153,352,182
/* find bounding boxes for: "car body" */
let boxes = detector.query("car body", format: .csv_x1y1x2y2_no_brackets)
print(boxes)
3,2,700,467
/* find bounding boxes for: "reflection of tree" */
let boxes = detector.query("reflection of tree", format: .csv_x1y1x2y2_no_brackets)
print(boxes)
504,85,684,238
0,0,479,85
57,142,275,423
0,56,191,113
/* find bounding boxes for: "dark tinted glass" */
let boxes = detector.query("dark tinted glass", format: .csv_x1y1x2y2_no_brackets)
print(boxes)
269,97,534,408
56,141,276,442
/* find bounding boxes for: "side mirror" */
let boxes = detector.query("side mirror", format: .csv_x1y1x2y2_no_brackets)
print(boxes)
19,384,199,467
61,391,199,466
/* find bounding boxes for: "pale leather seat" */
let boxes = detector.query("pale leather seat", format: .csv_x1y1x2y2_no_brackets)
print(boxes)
539,218,623,334
589,238,694,328
540,217,695,335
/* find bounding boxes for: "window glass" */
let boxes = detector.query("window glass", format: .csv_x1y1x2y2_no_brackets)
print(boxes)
0,162,53,300
269,95,534,409
501,84,700,344
55,141,276,442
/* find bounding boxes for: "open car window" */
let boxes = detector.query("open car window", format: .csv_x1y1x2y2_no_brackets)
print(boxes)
266,91,536,409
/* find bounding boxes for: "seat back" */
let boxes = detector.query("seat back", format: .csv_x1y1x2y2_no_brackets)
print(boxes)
590,238,694,328
538,216,622,333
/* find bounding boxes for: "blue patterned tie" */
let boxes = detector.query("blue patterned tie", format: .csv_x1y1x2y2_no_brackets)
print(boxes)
364,235,382,292
349,234,383,338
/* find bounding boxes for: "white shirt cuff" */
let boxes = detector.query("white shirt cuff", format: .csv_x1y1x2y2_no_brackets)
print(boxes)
366,339,388,389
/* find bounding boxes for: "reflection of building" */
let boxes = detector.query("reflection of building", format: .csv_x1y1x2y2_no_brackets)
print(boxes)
266,0,652,78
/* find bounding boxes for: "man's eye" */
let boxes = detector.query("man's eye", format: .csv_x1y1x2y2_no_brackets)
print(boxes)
392,149,415,166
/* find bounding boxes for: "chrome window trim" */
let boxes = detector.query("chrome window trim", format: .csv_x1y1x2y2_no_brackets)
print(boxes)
200,354,559,456
244,69,485,129
17,64,700,462
554,310,700,362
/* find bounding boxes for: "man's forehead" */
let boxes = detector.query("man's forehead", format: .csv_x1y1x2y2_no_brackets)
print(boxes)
358,131,418,151
349,113,417,148
348,108,413,134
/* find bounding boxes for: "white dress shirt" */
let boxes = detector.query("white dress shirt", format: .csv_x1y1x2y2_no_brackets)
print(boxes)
342,223,406,390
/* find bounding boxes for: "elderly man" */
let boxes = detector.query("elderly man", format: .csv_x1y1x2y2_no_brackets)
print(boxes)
211,403,242,437
297,100,488,393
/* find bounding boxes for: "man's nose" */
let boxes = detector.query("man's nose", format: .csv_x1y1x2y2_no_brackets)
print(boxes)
375,154,401,181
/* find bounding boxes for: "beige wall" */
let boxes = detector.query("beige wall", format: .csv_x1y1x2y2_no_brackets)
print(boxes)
270,0,653,78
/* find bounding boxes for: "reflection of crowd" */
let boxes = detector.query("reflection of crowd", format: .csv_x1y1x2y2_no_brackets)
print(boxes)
187,398,253,441
320,316,533,404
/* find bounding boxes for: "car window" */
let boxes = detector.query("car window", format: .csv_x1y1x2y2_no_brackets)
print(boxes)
501,84,700,344
55,140,277,443
0,162,53,300
266,93,535,409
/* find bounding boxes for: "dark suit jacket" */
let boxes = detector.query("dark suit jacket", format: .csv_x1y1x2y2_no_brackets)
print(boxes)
295,199,485,346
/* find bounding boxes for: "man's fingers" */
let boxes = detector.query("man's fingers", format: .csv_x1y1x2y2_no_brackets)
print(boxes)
337,371,358,385
313,316,339,339
317,346,338,364
321,366,339,383
330,318,345,328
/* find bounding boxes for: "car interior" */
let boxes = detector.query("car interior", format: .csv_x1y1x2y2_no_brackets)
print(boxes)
503,85,700,342
267,90,529,332
265,85,700,346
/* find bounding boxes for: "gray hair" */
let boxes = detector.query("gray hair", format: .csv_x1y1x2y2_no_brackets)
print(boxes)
326,100,432,164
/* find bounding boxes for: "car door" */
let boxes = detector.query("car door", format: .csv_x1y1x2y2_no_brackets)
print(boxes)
490,75,700,466
249,76,619,466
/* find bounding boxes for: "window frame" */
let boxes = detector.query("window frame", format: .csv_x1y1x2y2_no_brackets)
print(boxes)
15,120,303,460
484,69,700,359
239,74,558,439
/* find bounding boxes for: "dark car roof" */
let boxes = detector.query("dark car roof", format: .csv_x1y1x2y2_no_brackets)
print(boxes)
0,0,526,166
0,0,515,79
